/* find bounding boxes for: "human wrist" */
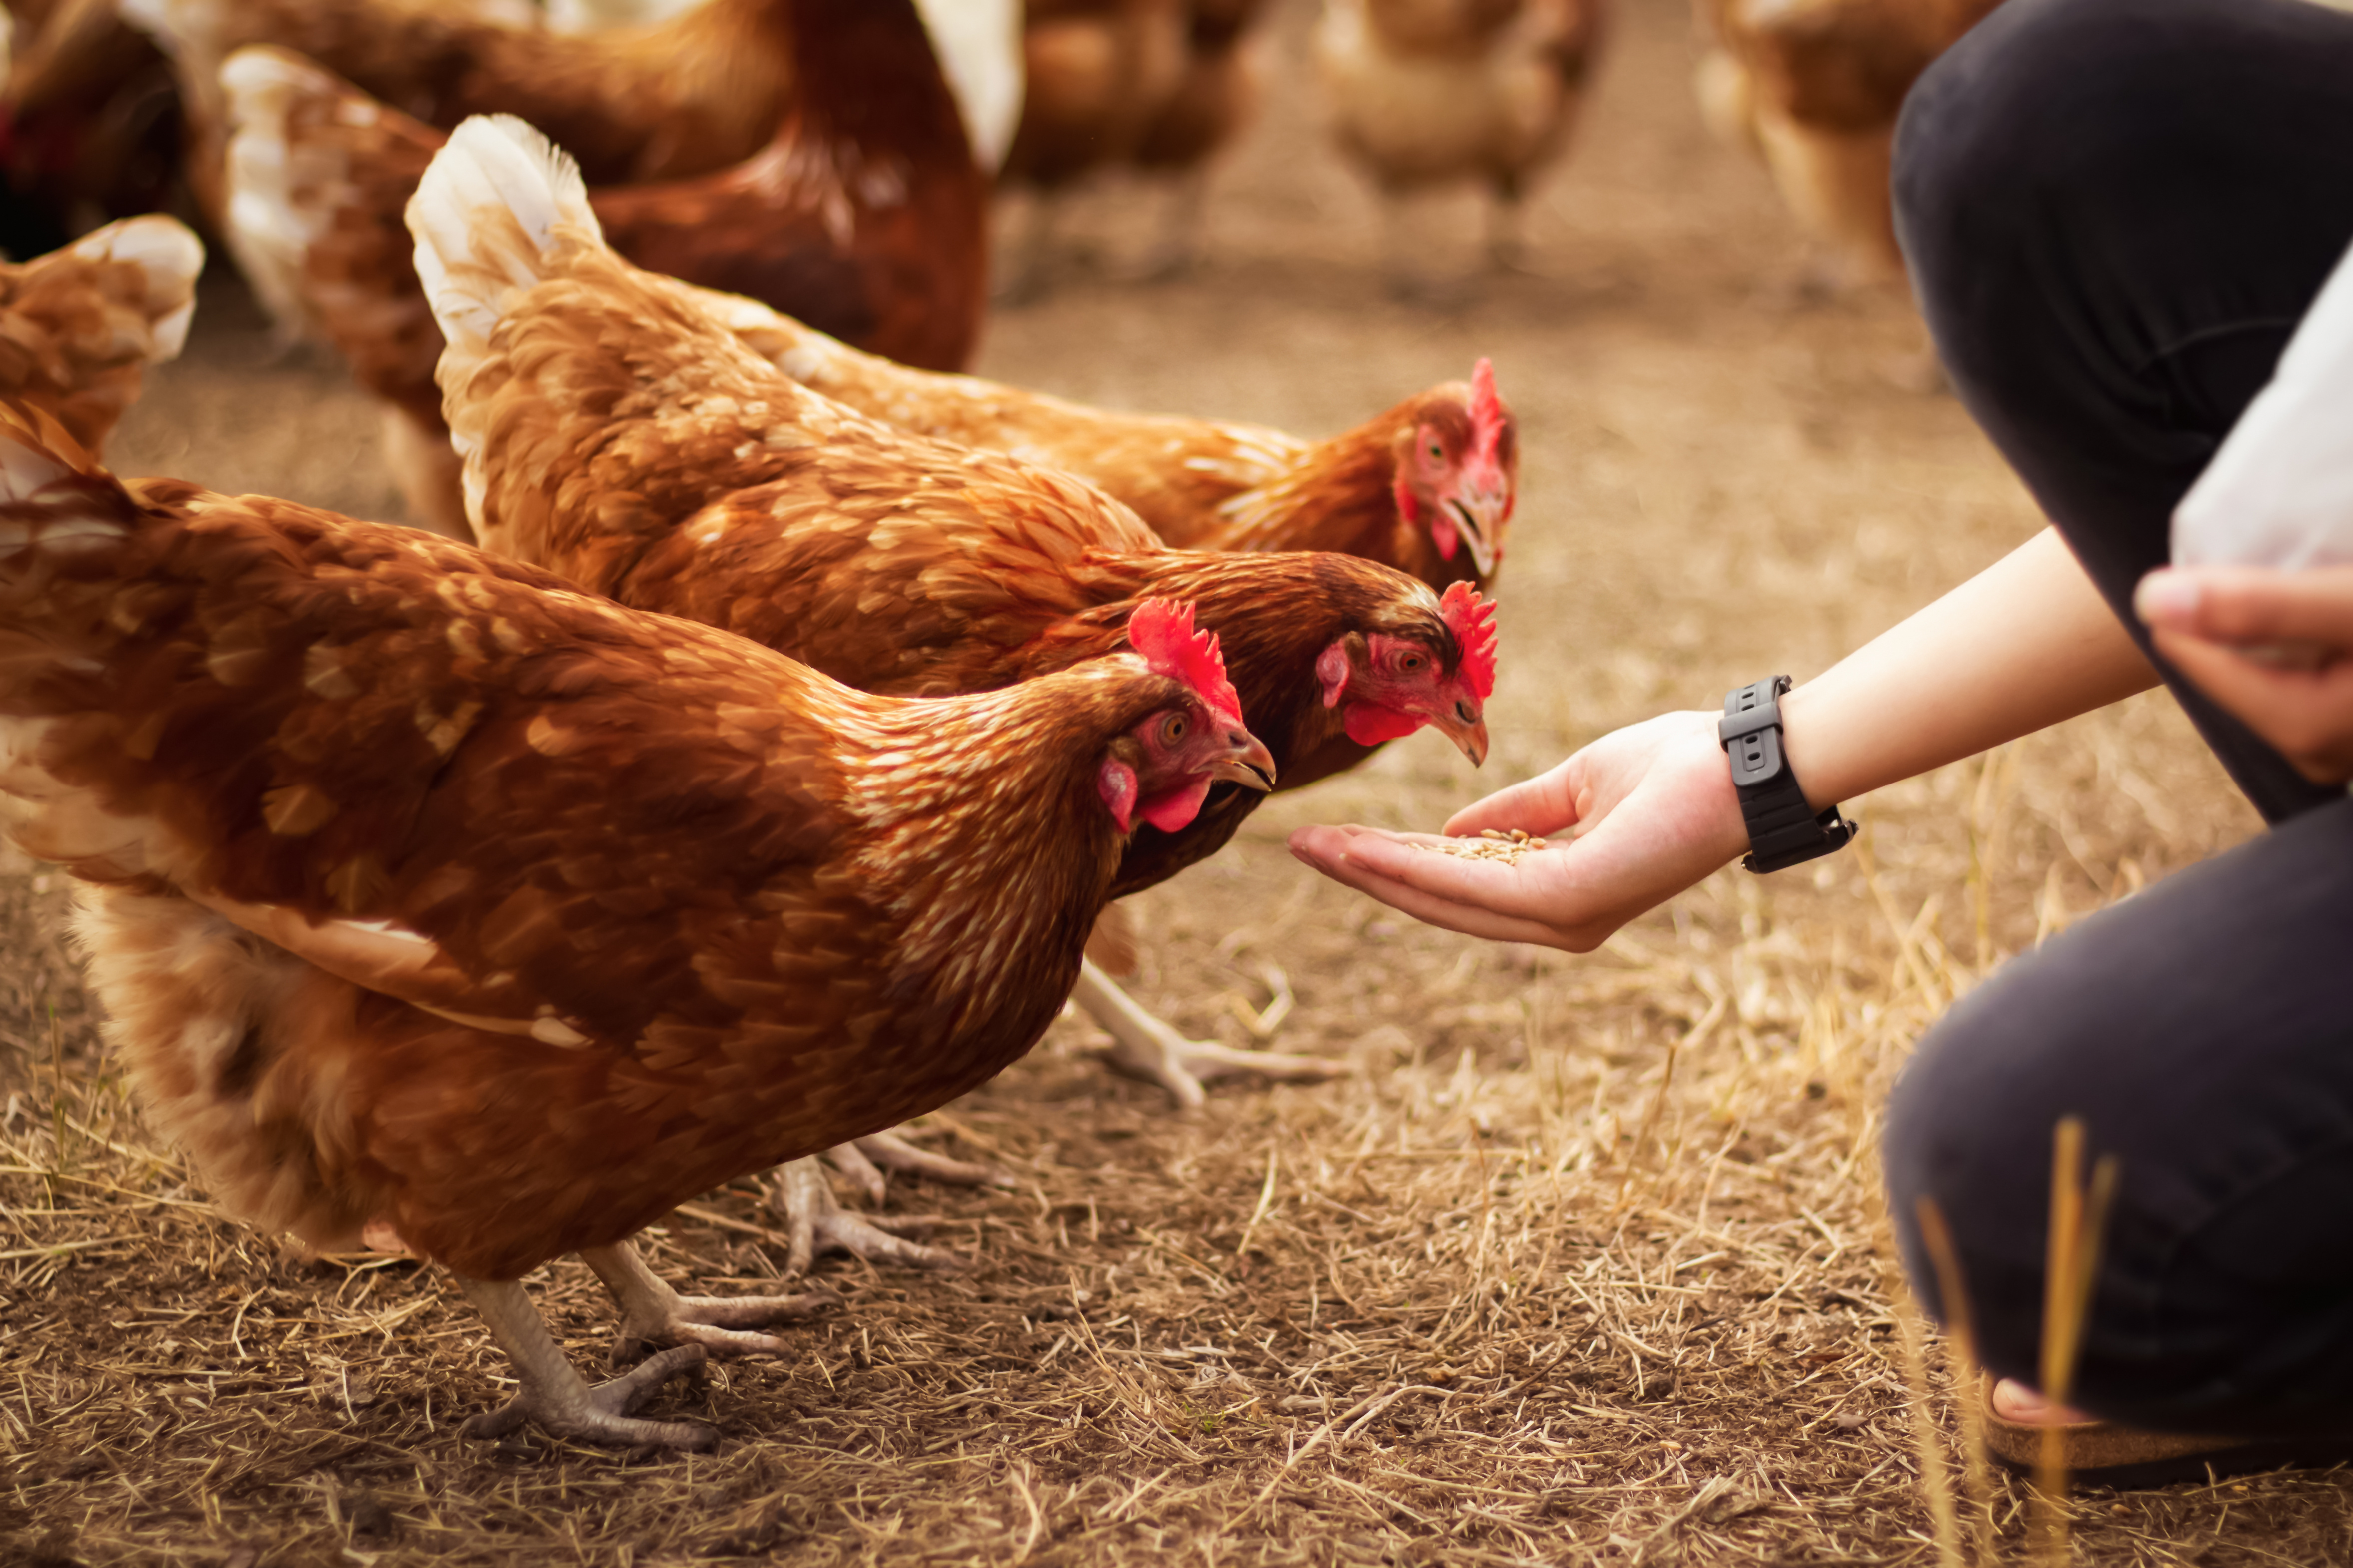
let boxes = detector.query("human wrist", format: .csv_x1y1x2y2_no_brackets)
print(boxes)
1767,679,1849,813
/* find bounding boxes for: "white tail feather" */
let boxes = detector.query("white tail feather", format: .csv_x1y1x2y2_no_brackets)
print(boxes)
219,46,349,338
407,115,603,535
407,113,600,356
64,216,206,361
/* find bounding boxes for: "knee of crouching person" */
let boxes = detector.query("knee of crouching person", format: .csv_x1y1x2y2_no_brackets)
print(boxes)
1881,970,2080,1381
1894,0,2189,336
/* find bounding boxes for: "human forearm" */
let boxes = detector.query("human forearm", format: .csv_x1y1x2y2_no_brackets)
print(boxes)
1286,526,2161,954
1779,528,2159,809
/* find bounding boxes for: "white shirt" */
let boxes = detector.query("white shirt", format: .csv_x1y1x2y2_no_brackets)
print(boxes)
2174,236,2353,569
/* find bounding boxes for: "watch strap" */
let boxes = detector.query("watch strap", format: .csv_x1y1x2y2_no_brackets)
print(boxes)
1720,677,1855,874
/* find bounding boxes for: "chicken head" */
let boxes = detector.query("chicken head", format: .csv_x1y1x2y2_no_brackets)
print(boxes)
1390,357,1519,578
1314,579,1497,765
1098,598,1278,833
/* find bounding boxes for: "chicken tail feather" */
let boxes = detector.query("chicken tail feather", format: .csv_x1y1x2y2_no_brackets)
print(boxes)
407,113,601,355
220,46,350,339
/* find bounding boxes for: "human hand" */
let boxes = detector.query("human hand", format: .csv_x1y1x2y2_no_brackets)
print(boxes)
1286,709,1751,951
2136,563,2353,784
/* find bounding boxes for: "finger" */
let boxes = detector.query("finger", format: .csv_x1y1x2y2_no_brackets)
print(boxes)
1441,767,1580,838
2155,626,2353,744
1288,840,1577,946
1302,826,1571,921
2138,564,2353,649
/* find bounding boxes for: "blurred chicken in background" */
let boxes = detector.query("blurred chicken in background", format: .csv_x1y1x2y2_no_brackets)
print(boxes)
999,0,1273,298
1317,0,1606,297
1692,0,1999,285
218,0,1018,539
0,0,182,257
0,213,201,452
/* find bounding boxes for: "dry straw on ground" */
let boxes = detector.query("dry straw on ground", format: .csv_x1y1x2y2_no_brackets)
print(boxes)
5,706,2345,1566
7,0,2351,1560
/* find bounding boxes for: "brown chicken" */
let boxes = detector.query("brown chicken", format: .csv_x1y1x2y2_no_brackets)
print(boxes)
221,0,1000,539
1000,0,1271,291
1316,0,1607,291
668,288,1519,594
1694,0,2001,281
0,398,1273,1447
0,0,181,255
123,0,799,209
409,115,1498,1259
0,213,202,454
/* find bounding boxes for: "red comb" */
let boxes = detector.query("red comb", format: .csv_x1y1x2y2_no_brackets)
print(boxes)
1440,581,1498,701
1470,358,1507,459
1128,599,1246,729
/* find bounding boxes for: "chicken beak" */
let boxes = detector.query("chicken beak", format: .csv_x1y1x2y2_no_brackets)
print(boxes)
1445,493,1504,579
1210,728,1279,791
1436,700,1489,768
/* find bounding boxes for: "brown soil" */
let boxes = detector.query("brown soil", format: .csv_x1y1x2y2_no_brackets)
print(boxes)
7,0,2334,1564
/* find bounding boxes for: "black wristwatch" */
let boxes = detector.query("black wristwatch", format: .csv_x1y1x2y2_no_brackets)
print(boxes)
1720,677,1854,874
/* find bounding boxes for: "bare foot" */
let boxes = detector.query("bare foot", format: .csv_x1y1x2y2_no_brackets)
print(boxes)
1991,1378,2093,1426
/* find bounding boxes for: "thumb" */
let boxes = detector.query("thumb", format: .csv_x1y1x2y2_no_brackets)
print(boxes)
1442,761,1580,838
2137,564,2353,648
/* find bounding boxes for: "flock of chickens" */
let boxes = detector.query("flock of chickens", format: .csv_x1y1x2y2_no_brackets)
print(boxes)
0,0,1991,1454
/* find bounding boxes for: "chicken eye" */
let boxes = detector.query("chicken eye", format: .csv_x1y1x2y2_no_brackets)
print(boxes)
1160,712,1188,746
1426,439,1444,462
1399,653,1426,673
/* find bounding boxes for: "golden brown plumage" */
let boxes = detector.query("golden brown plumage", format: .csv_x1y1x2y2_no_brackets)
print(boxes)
125,0,802,209
1694,0,2002,279
221,0,992,539
0,398,1270,1444
0,0,182,255
1315,0,1607,281
683,289,1522,594
415,117,1495,893
999,0,1272,289
415,115,1498,1137
0,214,202,454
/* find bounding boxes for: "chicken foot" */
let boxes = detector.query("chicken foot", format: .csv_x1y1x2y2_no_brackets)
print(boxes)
582,1239,841,1365
1072,957,1348,1110
455,1273,714,1451
833,1130,1011,1202
762,1153,964,1281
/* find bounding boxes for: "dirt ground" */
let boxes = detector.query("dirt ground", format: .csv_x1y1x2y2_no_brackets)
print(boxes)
5,0,2342,1563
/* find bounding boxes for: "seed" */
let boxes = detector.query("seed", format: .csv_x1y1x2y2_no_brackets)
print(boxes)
1420,833,1550,865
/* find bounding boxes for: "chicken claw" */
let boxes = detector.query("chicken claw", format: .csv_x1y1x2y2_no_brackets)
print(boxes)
837,1130,1012,1199
583,1240,840,1365
767,1157,966,1274
1071,959,1351,1109
456,1275,715,1451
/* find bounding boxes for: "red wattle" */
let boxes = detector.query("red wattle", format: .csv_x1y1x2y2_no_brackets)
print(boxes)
1430,509,1459,560
1343,705,1422,746
1138,777,1213,832
1097,759,1138,833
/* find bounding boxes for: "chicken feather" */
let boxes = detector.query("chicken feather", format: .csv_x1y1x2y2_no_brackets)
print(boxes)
0,398,1272,1441
221,0,995,538
410,116,1496,1174
0,214,203,455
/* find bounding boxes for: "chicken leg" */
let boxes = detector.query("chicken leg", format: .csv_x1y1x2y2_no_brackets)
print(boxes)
764,1155,971,1273
582,1239,840,1365
1072,957,1347,1109
455,1273,715,1450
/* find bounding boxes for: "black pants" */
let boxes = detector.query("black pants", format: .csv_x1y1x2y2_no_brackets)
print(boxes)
1883,0,2353,1434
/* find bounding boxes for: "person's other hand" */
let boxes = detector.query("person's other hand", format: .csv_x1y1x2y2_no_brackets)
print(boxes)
1286,710,1752,951
2137,564,2353,784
